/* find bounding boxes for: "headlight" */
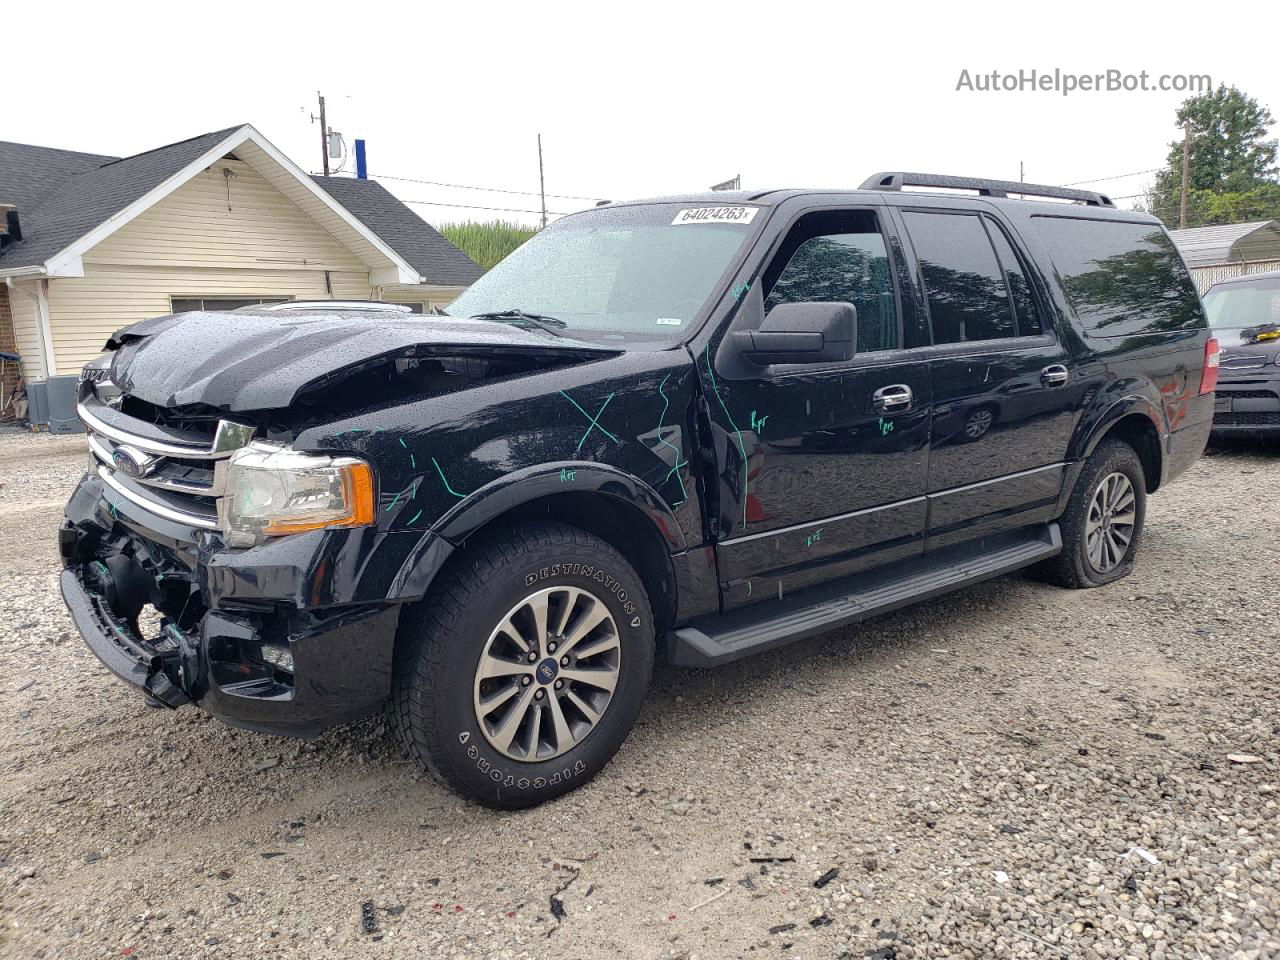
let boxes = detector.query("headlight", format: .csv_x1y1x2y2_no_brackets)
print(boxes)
217,442,375,548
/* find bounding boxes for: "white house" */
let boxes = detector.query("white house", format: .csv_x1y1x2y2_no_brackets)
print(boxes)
0,124,482,424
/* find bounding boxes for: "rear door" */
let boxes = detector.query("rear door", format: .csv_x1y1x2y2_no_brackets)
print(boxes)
699,204,932,609
892,203,1082,549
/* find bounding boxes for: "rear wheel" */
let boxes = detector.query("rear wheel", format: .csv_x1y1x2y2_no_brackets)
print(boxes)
1036,439,1147,589
392,522,653,808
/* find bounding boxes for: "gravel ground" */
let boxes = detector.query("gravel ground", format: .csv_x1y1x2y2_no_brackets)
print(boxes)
0,431,1276,960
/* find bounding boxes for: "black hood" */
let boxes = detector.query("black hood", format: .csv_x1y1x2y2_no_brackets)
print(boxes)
107,310,618,413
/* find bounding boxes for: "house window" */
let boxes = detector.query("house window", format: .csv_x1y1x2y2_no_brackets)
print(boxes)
170,297,291,313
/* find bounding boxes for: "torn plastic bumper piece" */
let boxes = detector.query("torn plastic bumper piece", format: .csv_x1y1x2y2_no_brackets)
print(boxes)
59,566,191,708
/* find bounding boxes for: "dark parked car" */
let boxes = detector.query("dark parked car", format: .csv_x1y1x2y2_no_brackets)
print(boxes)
1203,270,1280,436
60,173,1216,808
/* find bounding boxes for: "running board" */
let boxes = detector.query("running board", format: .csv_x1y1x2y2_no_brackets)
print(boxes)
670,523,1061,668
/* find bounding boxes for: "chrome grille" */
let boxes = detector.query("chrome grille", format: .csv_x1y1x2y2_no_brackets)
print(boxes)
80,397,252,531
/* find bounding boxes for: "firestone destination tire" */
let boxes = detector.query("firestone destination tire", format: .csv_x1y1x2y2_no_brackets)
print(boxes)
392,522,653,809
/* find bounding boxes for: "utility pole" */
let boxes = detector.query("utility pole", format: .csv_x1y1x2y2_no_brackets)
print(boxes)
1019,161,1024,183
537,133,547,229
1179,119,1191,229
317,92,330,177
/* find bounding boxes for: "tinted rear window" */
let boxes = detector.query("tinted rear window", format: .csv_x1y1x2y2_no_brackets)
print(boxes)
1033,217,1203,338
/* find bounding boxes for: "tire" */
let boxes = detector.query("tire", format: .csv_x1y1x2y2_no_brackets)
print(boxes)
1036,439,1147,589
392,521,654,809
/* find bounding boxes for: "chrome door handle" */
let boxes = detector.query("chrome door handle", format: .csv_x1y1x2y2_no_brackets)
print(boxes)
1041,364,1070,388
872,384,913,413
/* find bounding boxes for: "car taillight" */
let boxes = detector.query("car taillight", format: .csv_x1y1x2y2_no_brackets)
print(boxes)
1199,337,1220,395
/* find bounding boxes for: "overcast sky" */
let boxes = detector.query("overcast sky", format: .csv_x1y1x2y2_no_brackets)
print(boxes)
7,0,1278,227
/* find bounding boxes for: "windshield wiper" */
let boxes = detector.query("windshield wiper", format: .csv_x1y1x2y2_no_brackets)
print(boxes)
468,309,568,338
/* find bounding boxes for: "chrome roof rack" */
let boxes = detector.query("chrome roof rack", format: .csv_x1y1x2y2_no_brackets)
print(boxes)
860,172,1116,208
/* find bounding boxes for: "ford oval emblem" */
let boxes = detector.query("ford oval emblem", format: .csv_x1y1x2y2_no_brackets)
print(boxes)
111,445,161,479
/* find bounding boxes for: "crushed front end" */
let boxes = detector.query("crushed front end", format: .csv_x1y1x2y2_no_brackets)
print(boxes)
59,380,402,737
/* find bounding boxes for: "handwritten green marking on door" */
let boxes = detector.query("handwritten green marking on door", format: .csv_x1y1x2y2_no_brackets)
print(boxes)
805,528,824,548
705,342,750,528
750,409,769,433
656,373,689,502
878,417,895,436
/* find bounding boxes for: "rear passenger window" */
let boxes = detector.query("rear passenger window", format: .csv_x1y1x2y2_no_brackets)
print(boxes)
763,210,899,353
985,222,1043,336
1032,217,1202,338
903,212,1016,344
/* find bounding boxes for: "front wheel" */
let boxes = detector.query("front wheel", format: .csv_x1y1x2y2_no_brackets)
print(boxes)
1036,439,1147,589
392,522,653,808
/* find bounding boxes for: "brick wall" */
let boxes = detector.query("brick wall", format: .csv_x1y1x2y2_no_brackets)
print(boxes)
0,286,23,420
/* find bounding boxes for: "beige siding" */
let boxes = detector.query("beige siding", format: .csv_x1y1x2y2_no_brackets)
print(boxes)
7,281,46,378
381,284,469,311
47,265,373,375
86,159,369,272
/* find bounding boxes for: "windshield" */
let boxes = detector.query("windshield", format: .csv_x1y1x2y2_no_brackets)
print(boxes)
444,202,762,345
1203,277,1280,343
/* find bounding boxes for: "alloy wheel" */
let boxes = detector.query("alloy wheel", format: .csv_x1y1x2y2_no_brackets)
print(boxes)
472,586,621,762
1085,471,1136,573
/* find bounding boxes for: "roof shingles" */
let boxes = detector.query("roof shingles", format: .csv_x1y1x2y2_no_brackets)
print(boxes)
312,175,482,285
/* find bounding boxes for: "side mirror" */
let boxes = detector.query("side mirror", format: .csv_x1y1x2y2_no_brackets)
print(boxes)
731,301,856,366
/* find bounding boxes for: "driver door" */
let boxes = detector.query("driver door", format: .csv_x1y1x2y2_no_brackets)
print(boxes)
699,206,932,610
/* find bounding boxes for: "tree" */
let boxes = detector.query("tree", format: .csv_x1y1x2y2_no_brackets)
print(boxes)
1146,86,1280,227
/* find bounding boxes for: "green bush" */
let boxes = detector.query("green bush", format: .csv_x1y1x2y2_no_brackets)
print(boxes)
440,221,538,271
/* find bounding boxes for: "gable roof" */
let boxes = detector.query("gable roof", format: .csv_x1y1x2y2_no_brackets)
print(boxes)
0,127,240,272
313,175,483,286
1168,220,1280,267
0,125,428,285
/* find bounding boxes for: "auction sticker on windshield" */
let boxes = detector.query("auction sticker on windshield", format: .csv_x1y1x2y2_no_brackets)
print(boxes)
671,206,759,225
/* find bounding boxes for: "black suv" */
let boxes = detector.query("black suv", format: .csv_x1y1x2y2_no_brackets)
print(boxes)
60,173,1216,808
1203,270,1280,435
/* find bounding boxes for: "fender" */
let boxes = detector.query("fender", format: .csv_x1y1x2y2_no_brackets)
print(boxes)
1069,392,1166,464
386,461,686,604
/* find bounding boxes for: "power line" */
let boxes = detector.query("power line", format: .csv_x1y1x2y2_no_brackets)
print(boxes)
378,172,604,203
401,197,575,216
1060,167,1162,187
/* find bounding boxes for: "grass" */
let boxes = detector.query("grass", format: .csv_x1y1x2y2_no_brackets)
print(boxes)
440,221,538,271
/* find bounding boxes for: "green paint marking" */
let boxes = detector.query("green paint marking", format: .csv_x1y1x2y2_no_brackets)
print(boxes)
560,390,620,453
750,409,770,433
805,528,825,548
878,417,895,436
398,437,409,448
407,509,423,525
560,467,576,483
705,342,750,527
656,374,689,502
431,457,466,499
732,280,752,301
410,454,417,469
384,490,405,513
746,580,753,597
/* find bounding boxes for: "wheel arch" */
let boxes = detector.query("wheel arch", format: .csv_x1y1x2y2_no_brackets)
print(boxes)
1073,397,1164,493
391,463,684,634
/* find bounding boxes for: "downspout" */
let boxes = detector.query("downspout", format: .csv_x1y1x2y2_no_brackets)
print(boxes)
5,276,56,380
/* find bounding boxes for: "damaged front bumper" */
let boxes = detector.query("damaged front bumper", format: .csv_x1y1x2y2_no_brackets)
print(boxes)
59,472,416,737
